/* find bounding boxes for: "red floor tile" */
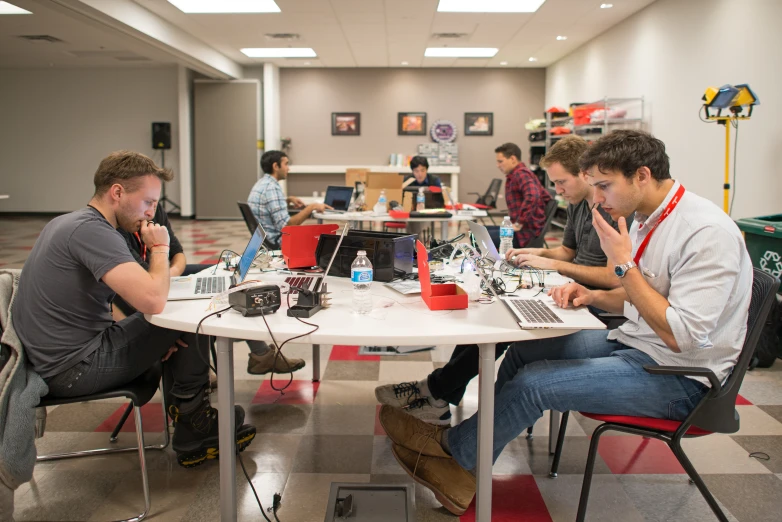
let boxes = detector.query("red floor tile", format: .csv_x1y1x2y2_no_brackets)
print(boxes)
375,405,385,436
460,475,552,522
252,380,320,405
194,239,218,244
95,402,166,433
736,394,753,405
329,345,380,361
596,435,685,474
193,250,219,256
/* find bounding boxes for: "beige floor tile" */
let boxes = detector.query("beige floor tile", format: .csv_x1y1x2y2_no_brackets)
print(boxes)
536,474,645,522
314,381,382,406
681,435,773,474
378,360,435,383
242,434,303,473
304,404,377,435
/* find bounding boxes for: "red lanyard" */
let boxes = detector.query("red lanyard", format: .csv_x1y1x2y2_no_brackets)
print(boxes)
633,184,685,266
135,232,147,262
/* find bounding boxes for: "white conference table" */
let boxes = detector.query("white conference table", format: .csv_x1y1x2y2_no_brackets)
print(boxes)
148,271,575,522
312,210,487,241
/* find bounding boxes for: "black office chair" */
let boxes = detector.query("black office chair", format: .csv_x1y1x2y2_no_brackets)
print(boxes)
468,178,503,225
548,268,779,522
525,194,558,249
36,364,170,522
237,201,276,250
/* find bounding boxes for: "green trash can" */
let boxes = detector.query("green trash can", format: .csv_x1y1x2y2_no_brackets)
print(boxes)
735,214,782,281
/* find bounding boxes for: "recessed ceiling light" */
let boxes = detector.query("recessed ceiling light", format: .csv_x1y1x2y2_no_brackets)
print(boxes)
556,35,568,40
167,0,280,13
499,61,508,65
600,3,613,8
528,57,538,62
241,48,316,58
437,0,545,12
401,61,409,65
0,2,32,14
425,47,498,58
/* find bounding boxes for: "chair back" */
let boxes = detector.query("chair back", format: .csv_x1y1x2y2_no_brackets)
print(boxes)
476,179,503,208
237,201,259,234
525,196,559,249
689,268,779,433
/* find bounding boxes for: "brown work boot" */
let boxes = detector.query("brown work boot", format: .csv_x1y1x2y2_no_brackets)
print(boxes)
247,345,305,375
391,443,475,516
379,405,450,458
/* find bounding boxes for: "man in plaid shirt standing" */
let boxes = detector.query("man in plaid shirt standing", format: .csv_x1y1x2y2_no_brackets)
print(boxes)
494,142,552,248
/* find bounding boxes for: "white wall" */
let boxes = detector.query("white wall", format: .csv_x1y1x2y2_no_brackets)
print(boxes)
0,67,181,213
546,0,782,219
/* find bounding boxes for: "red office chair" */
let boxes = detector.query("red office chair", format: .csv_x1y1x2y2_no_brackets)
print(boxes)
548,268,779,522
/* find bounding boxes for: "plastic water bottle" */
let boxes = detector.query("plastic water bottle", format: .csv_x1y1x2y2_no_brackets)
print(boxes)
351,250,373,314
373,189,388,215
416,187,425,211
499,216,514,257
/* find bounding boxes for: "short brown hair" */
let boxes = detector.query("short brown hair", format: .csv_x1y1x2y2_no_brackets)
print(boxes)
579,130,670,181
494,142,522,161
93,150,173,195
539,135,588,175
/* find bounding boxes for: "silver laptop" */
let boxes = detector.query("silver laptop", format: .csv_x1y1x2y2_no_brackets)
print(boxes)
499,295,606,330
467,221,516,273
168,225,266,301
284,223,349,295
321,185,355,214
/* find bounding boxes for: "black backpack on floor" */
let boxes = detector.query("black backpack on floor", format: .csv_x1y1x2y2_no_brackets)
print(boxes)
751,293,782,369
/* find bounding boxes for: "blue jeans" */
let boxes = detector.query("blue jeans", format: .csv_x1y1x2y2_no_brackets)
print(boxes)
447,330,708,470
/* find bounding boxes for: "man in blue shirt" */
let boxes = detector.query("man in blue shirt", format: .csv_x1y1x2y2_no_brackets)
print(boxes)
245,150,330,375
248,150,331,249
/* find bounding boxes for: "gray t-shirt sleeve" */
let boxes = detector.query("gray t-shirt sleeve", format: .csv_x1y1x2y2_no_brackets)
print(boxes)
68,221,136,282
562,204,577,250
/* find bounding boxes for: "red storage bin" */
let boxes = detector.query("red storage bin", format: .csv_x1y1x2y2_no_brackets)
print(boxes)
416,240,468,311
281,224,339,268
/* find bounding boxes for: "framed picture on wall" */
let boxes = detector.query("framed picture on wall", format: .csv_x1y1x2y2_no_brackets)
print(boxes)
464,112,493,136
332,112,361,136
398,112,427,136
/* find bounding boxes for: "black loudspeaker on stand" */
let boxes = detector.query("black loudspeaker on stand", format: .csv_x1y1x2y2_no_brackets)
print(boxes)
152,122,180,214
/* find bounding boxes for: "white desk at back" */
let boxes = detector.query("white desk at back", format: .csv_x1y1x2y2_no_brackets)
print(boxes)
312,210,486,240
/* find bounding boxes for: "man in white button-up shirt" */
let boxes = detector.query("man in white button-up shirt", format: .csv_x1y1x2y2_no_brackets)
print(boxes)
377,130,754,516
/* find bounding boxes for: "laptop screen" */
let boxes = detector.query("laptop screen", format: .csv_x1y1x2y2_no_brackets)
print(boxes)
324,186,354,211
468,221,500,262
236,226,266,284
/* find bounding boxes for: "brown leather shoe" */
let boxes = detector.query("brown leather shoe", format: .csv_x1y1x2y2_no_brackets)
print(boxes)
391,443,475,516
379,405,450,458
247,346,305,375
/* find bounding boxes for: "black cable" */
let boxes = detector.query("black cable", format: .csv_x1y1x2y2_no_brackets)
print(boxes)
237,450,273,522
194,306,232,373
729,119,739,216
272,493,283,521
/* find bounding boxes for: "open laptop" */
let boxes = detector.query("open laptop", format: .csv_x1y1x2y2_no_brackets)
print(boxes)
284,223,349,295
168,225,266,301
468,221,516,272
322,185,355,213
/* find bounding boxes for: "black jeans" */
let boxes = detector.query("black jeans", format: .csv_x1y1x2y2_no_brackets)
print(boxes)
428,343,511,406
45,313,209,401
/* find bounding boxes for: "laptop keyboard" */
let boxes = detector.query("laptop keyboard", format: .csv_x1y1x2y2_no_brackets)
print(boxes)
508,299,563,324
194,276,226,295
285,276,316,294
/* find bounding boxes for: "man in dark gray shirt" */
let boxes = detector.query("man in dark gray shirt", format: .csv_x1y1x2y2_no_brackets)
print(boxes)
507,135,623,289
13,151,255,468
374,135,624,425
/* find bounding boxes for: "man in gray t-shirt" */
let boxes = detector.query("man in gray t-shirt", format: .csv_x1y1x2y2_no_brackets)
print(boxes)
13,150,255,468
507,135,627,289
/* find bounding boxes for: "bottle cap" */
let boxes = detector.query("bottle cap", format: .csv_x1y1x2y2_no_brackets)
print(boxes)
358,250,366,256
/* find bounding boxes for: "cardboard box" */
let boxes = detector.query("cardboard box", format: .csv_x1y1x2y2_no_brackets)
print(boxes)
416,240,468,310
363,172,403,210
345,168,369,187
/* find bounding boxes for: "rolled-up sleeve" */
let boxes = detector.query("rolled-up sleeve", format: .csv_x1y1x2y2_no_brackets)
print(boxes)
665,225,742,352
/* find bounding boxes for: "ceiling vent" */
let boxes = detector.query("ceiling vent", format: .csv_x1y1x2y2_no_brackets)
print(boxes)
265,33,300,41
17,35,65,44
431,32,469,40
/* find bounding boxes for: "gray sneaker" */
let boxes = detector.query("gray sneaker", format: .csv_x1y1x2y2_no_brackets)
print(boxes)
404,397,452,426
375,381,424,408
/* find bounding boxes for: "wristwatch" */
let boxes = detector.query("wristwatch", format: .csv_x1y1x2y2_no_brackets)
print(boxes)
614,260,637,278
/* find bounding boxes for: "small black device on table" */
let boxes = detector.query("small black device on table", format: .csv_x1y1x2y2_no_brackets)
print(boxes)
228,285,282,316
